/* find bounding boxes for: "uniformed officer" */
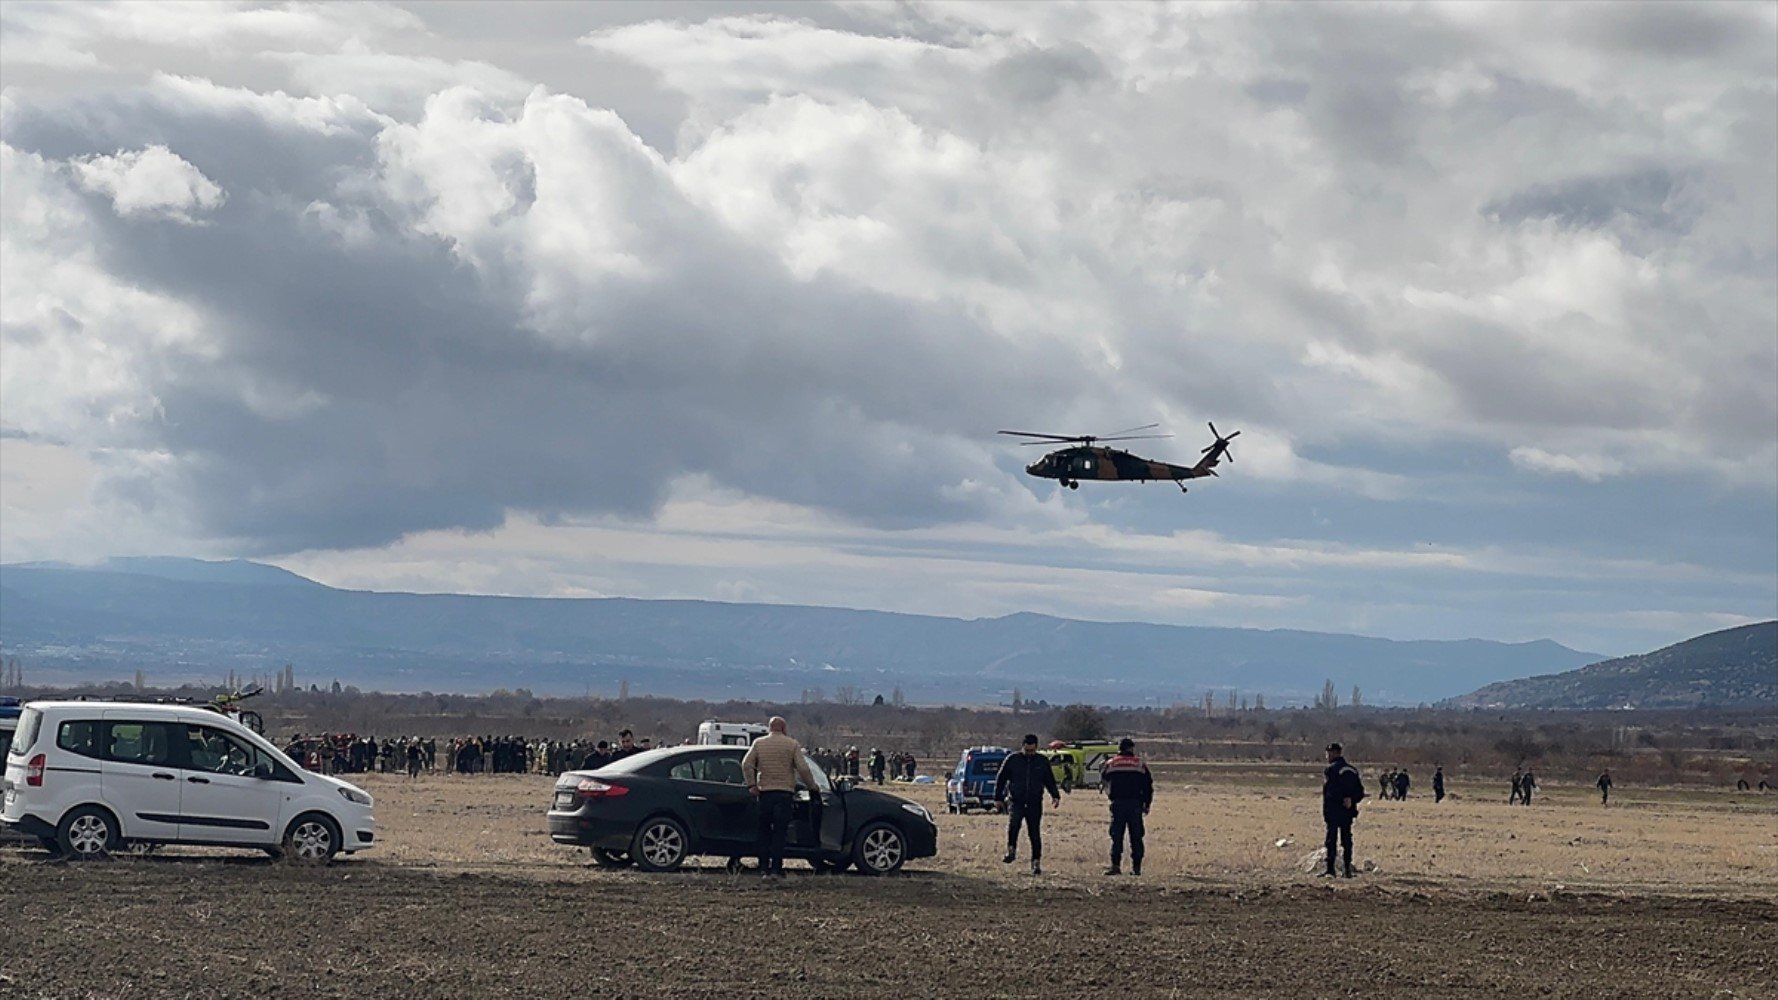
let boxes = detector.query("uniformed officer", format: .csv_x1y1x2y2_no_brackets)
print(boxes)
1321,742,1365,879
1100,738,1153,876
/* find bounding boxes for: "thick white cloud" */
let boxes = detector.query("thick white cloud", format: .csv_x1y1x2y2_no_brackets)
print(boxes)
70,144,225,222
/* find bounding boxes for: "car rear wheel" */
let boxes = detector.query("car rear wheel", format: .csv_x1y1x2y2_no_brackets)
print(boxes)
57,806,120,860
282,813,341,863
590,846,631,868
852,822,906,876
630,816,689,872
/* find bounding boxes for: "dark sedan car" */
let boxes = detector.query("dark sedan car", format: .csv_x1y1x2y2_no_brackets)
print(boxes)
547,745,938,875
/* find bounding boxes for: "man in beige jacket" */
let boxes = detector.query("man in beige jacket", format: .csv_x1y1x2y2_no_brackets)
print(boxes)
741,716,817,879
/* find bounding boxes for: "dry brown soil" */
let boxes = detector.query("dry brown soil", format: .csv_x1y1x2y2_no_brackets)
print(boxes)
3,769,1774,998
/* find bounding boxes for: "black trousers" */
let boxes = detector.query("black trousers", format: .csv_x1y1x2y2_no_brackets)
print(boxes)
1109,800,1145,863
1323,813,1353,871
756,791,793,872
1006,799,1044,860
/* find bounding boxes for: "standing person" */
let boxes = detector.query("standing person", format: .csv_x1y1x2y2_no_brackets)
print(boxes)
582,740,613,771
903,753,917,782
1100,738,1153,876
741,716,816,880
1597,770,1612,805
405,740,423,779
1510,768,1524,804
1520,768,1537,805
1321,742,1366,879
1394,770,1410,801
869,748,887,785
611,730,640,761
1433,766,1446,804
995,734,1062,875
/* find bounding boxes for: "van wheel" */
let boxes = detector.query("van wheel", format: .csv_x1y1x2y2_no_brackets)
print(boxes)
590,847,631,868
282,813,341,863
58,806,120,859
630,816,689,872
852,822,907,876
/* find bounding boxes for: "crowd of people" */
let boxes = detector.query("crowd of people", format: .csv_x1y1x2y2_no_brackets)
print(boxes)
804,747,921,783
281,729,668,777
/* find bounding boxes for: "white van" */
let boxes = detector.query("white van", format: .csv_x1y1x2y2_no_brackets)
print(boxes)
695,720,768,746
1,700,375,862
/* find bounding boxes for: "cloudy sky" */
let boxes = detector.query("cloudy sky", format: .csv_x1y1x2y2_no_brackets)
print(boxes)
2,1,1773,656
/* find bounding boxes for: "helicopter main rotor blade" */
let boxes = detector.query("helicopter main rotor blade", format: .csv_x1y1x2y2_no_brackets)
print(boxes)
1097,434,1172,443
998,430,1086,442
1103,422,1161,438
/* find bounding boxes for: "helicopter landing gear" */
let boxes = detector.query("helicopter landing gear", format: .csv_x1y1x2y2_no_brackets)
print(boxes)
1176,480,1189,494
1061,479,1078,490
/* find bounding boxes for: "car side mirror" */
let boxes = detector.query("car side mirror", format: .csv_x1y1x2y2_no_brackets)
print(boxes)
252,763,274,779
834,776,855,792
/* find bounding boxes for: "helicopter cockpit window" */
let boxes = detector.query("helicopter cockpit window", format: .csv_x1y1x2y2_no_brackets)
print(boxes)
1075,456,1094,473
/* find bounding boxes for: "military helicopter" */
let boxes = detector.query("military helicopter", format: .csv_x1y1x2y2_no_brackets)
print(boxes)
999,422,1239,492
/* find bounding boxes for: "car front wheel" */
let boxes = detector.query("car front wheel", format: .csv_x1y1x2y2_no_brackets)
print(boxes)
631,816,689,872
282,813,341,863
852,822,906,876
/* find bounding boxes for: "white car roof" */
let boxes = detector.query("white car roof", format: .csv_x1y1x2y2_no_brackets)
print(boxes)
21,700,237,726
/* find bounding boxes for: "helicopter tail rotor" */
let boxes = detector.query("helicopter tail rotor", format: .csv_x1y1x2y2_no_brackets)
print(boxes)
1202,422,1240,463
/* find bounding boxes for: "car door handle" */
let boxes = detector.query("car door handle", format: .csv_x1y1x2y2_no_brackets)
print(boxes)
685,795,708,802
186,776,211,784
152,772,176,781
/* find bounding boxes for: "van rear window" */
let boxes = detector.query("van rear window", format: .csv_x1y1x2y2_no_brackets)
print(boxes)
969,758,1003,776
57,720,103,758
8,708,38,756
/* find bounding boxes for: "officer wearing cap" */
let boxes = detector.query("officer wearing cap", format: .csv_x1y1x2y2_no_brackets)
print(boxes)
995,733,1061,875
1321,742,1366,878
1099,737,1153,876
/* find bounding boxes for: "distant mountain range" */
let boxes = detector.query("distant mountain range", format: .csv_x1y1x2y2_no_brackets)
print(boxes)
0,558,1610,705
1446,621,1777,710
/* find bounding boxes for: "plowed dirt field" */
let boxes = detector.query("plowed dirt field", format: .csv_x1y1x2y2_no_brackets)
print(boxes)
3,771,1773,998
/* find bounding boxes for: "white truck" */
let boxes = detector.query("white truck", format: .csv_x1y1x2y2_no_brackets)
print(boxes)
695,720,768,746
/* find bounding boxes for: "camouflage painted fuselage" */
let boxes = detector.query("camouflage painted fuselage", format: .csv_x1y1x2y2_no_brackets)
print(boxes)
1026,445,1218,484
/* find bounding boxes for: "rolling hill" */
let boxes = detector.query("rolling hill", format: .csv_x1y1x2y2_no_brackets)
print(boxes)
0,558,1607,705
1445,621,1777,710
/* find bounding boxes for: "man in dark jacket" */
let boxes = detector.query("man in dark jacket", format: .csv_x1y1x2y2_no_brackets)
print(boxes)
1432,765,1446,803
582,740,613,771
610,730,641,761
1321,742,1365,879
1100,738,1153,876
996,733,1062,875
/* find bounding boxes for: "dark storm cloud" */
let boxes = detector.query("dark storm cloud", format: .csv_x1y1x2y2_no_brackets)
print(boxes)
986,42,1106,105
1243,78,1309,106
1486,169,1692,233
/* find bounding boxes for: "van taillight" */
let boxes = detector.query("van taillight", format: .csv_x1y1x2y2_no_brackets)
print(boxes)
25,753,45,787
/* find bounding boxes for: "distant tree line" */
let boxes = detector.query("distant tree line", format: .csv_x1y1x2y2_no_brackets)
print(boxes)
7,676,1771,787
